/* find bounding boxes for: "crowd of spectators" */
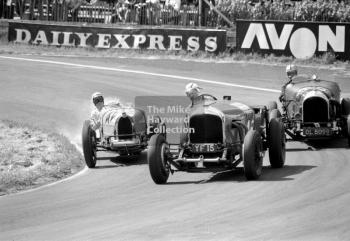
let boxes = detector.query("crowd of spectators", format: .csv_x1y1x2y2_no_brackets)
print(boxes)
4,0,350,27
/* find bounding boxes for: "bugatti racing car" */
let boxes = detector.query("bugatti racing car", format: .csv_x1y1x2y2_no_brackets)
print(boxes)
275,74,350,145
147,94,286,184
82,103,162,168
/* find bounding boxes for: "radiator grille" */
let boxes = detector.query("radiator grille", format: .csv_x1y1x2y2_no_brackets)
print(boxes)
189,114,223,143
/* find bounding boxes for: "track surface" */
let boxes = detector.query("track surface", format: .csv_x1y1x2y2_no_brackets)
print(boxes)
0,55,350,240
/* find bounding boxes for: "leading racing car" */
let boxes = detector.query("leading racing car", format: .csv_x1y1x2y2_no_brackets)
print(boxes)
147,94,286,184
275,72,350,146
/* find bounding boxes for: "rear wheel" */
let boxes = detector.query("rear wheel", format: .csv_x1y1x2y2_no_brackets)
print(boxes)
148,134,170,184
82,120,97,168
268,118,286,168
243,130,263,180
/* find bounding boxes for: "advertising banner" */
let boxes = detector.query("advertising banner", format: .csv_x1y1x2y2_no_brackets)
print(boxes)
8,21,227,53
237,20,350,60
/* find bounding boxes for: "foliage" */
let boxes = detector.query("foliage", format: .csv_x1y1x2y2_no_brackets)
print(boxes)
216,0,350,23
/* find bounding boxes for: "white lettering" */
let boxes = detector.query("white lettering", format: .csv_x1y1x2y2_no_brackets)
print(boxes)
75,32,92,47
289,28,317,59
168,35,182,50
241,23,269,49
14,29,31,43
133,35,147,49
96,34,111,48
318,25,345,52
265,23,293,50
205,37,217,52
113,34,130,49
33,30,48,45
187,36,199,52
148,35,166,50
50,31,61,46
62,32,75,47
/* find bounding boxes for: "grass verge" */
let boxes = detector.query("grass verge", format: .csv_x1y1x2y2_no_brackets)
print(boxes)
0,120,84,196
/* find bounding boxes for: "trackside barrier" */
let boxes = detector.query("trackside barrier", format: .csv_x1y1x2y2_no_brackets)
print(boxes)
8,21,227,53
236,20,350,60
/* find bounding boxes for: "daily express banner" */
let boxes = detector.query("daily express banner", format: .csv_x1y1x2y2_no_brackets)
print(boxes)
8,21,226,53
237,20,350,60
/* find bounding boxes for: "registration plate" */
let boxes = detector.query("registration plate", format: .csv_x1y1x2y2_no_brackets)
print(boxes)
303,127,332,136
192,144,218,153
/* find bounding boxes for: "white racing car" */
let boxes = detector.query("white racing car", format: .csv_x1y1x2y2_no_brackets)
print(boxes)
82,103,163,168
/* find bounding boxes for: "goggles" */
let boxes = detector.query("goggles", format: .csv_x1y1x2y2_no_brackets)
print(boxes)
93,96,104,105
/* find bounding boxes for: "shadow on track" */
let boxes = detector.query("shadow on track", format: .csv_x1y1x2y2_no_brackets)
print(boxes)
94,151,147,169
305,138,349,150
167,165,316,184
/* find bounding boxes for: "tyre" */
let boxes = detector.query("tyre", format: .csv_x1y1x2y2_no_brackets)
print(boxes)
148,134,170,184
82,120,97,168
268,101,278,111
253,115,262,131
269,109,281,121
347,116,350,147
243,130,263,180
341,98,350,116
268,118,286,168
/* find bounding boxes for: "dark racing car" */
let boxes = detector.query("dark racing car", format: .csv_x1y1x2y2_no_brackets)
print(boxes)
274,73,350,145
147,94,286,184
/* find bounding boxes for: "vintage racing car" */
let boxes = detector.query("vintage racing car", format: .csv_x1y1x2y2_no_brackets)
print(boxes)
275,74,350,145
147,94,286,184
82,103,162,168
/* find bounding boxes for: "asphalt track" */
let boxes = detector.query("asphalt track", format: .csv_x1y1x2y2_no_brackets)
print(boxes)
0,55,350,241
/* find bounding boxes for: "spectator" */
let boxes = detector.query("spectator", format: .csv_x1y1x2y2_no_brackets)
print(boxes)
165,0,181,24
195,0,215,26
119,0,131,22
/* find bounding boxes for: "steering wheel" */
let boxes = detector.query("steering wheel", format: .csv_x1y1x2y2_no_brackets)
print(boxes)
199,93,217,100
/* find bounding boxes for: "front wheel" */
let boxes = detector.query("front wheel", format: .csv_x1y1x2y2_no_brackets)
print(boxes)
148,134,170,184
269,109,281,121
268,118,286,168
341,98,350,116
243,130,263,180
82,120,97,168
267,101,278,111
346,116,350,147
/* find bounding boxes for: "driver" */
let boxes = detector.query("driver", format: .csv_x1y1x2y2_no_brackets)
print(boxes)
279,64,298,102
185,82,203,106
90,92,105,131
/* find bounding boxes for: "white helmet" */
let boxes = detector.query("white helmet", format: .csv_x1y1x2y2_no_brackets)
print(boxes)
91,92,104,105
185,83,202,99
286,64,297,78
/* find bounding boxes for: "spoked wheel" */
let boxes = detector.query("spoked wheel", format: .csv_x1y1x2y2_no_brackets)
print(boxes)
148,134,170,184
82,120,97,168
243,130,263,180
268,118,286,168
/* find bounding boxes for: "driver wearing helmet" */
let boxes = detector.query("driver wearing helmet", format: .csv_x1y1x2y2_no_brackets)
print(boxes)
279,64,298,102
185,82,203,106
286,64,298,80
90,92,105,131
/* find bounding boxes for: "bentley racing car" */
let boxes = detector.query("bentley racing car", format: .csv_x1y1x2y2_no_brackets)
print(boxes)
275,73,350,145
147,94,286,184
